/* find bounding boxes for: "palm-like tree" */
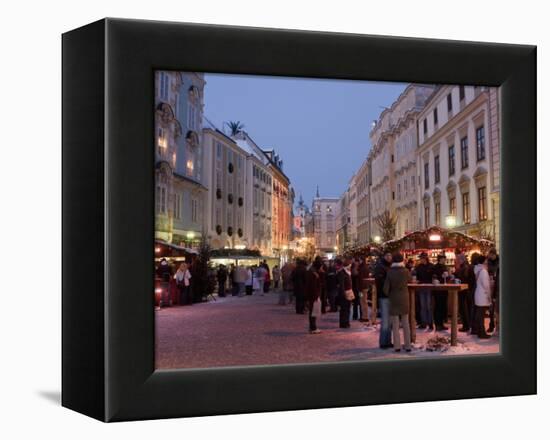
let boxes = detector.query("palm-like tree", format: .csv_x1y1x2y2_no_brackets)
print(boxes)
225,121,245,136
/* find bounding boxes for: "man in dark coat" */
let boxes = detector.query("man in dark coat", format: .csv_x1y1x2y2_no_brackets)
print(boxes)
325,260,338,312
487,248,499,333
432,254,449,331
351,259,361,320
336,258,353,328
374,252,393,347
415,252,434,330
305,258,323,333
291,259,308,314
454,253,473,332
383,253,412,352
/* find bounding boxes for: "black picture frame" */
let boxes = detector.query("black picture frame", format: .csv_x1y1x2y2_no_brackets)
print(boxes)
62,18,536,422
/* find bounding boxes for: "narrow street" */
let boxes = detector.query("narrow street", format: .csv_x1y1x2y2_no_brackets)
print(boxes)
155,292,499,370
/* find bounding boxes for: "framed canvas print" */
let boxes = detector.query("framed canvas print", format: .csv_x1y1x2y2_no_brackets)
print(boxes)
62,18,536,422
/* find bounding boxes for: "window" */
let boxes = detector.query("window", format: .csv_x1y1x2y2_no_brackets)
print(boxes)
462,192,471,224
411,175,415,189
424,205,430,227
460,136,469,169
424,162,430,189
459,85,465,101
448,145,456,176
447,93,453,113
397,184,401,200
404,178,408,196
216,143,222,159
156,186,167,214
187,103,196,130
434,155,440,184
191,198,198,223
173,193,181,219
433,108,438,126
159,72,169,100
476,126,486,161
435,201,441,225
449,196,457,216
423,119,427,135
186,145,195,177
478,186,487,221
157,127,166,155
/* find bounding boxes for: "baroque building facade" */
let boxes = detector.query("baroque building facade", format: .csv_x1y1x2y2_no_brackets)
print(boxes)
264,150,292,258
233,132,274,256
312,190,339,256
155,71,206,247
416,85,498,242
369,84,435,239
202,128,249,249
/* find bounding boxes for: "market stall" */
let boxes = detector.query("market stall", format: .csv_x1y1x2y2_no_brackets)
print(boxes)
154,240,198,308
382,226,494,268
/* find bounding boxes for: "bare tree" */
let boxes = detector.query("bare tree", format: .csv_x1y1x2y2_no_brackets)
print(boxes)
375,210,397,242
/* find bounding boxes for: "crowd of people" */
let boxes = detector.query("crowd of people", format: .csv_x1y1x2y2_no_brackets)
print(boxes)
215,260,282,297
279,247,499,351
157,246,499,352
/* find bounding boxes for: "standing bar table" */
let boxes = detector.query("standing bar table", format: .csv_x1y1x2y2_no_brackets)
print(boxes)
407,283,469,346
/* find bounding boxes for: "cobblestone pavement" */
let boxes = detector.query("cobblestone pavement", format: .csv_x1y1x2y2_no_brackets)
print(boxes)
155,291,499,370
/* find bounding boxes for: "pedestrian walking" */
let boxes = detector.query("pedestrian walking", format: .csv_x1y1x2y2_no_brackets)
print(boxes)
174,262,192,305
415,252,434,330
253,265,266,295
473,255,492,339
305,257,323,334
374,251,393,348
384,253,412,352
272,265,281,290
291,259,308,314
281,261,295,304
336,258,354,328
217,264,228,297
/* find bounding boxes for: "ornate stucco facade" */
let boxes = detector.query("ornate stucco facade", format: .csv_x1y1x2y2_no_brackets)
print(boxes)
155,71,206,247
416,85,498,242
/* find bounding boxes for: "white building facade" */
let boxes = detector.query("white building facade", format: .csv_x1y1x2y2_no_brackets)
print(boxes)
416,85,498,242
202,128,249,250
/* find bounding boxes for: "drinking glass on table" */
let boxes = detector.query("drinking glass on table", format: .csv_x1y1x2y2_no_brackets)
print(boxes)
442,271,449,284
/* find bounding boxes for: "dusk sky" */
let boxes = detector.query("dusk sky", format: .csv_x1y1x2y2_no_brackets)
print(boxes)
204,73,407,205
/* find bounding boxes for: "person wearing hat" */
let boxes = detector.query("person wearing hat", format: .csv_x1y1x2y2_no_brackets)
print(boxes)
415,252,434,330
432,254,449,331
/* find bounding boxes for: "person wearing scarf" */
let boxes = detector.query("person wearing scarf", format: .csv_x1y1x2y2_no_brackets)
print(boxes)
383,253,412,352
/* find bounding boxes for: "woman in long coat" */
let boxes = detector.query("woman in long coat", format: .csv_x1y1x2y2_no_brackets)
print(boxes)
383,253,412,352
